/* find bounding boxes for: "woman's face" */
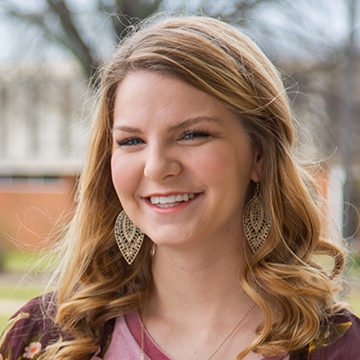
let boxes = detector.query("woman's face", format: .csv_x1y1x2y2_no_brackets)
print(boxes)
111,70,262,248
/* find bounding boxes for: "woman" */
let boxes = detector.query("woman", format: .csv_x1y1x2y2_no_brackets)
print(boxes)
1,16,359,360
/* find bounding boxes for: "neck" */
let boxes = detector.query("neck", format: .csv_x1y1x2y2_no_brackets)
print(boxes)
147,234,253,320
141,236,264,360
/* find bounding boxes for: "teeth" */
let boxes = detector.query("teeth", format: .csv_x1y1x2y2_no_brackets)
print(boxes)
150,193,195,205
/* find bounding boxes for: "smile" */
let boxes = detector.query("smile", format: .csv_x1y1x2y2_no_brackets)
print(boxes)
149,193,196,208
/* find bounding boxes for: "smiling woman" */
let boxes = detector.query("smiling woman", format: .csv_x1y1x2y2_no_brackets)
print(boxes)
111,71,261,251
1,15,359,360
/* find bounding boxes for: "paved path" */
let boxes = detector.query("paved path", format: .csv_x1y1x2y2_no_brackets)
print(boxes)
0,298,27,316
0,272,48,317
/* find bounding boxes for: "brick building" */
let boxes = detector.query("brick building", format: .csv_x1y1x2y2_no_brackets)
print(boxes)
0,62,89,249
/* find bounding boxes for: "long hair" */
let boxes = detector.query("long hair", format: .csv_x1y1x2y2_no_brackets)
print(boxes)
43,16,346,359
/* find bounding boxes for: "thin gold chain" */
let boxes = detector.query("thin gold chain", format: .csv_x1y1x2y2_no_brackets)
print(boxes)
207,303,256,360
140,303,256,360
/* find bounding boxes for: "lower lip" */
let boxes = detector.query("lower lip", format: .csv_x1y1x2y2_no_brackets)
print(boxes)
144,194,202,213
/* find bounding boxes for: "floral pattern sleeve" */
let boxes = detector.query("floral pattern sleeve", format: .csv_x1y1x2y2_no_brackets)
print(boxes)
0,294,62,360
290,311,360,359
0,294,115,360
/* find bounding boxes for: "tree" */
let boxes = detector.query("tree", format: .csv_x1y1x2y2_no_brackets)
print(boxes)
1,0,359,240
0,0,344,84
0,0,164,84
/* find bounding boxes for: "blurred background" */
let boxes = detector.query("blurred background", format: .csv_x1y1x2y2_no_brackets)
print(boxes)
0,0,359,330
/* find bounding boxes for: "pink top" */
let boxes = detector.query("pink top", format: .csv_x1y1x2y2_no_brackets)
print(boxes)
104,309,289,360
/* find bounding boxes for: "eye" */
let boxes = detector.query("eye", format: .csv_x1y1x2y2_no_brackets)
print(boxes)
117,137,145,147
180,130,210,141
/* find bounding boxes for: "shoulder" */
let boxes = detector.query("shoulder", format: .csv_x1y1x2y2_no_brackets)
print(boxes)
0,293,61,360
291,311,360,360
0,293,117,360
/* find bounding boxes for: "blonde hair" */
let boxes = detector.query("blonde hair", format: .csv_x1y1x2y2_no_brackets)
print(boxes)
43,16,346,359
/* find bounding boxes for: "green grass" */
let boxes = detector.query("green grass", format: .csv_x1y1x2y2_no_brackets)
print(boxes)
0,286,45,334
0,314,10,334
348,294,360,316
0,285,44,301
0,251,50,333
1,250,55,274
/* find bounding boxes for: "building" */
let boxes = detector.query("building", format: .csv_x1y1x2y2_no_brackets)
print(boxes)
0,62,89,249
0,57,359,250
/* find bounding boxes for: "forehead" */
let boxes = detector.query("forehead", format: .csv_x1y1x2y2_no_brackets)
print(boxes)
111,70,253,150
113,70,228,126
114,70,203,106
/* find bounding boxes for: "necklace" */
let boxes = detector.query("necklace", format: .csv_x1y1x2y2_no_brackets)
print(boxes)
140,303,256,360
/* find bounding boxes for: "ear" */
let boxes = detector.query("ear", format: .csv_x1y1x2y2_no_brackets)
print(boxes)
250,148,263,183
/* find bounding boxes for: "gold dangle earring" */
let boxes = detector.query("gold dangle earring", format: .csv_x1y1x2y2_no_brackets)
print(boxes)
243,183,271,252
115,210,145,265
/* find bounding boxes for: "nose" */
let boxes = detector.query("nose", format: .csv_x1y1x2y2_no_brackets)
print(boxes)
143,146,182,182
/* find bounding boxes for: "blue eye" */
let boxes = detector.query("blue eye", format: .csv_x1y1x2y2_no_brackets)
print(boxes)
181,131,209,140
117,138,144,147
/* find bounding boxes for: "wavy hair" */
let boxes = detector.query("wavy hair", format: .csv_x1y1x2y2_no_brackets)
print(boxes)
42,16,346,359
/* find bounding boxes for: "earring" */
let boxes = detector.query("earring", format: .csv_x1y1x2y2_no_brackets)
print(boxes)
115,210,145,265
243,183,271,252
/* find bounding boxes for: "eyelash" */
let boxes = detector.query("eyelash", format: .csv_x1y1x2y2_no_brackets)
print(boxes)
117,137,144,147
116,129,210,147
180,129,210,140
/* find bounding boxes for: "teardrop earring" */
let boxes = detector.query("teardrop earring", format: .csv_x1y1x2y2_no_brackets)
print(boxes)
114,210,145,265
243,183,271,252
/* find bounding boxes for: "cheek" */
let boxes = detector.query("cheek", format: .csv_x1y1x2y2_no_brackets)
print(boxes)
190,146,236,185
191,144,254,196
111,155,140,201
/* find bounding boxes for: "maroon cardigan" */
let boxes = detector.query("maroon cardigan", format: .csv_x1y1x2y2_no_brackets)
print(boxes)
1,295,359,359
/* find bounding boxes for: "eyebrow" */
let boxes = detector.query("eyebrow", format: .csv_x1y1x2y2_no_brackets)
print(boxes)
112,125,141,134
112,116,224,133
169,116,224,131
